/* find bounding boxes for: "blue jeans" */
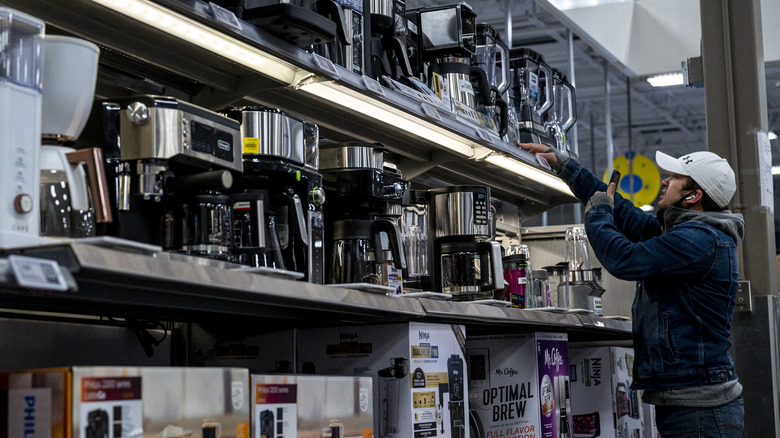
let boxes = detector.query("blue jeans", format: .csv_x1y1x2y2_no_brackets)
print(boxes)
655,396,744,437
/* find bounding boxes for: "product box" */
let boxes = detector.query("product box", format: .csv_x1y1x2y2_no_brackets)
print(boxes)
1,366,250,438
251,374,373,438
296,322,469,438
569,346,642,438
466,332,571,438
640,400,658,438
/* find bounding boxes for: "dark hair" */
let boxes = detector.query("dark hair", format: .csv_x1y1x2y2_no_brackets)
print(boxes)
682,177,727,211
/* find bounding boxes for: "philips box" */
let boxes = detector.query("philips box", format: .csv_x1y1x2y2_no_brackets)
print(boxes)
251,374,373,438
1,366,250,438
466,332,571,438
569,346,642,438
296,322,469,438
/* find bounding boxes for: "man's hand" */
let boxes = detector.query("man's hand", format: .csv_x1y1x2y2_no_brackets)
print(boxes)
518,143,569,174
585,180,618,213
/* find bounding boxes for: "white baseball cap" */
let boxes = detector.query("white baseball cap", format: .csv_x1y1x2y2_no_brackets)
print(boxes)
655,150,736,208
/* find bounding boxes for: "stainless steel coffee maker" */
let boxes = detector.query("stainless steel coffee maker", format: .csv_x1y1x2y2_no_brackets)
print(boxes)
429,186,503,300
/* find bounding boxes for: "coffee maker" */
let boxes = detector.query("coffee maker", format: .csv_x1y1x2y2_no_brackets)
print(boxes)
229,107,326,282
79,96,243,261
429,186,503,300
320,143,408,290
39,35,112,239
0,8,46,249
368,0,414,81
509,48,554,147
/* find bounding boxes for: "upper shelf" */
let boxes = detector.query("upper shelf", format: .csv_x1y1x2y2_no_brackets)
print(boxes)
0,242,632,340
4,0,577,217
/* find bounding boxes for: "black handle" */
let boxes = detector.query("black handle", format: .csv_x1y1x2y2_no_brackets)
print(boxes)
476,241,498,291
385,36,414,77
166,170,233,194
375,218,407,270
316,0,350,44
470,66,492,106
495,94,509,137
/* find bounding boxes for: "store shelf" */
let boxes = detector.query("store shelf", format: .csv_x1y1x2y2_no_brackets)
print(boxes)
3,0,577,216
1,243,631,340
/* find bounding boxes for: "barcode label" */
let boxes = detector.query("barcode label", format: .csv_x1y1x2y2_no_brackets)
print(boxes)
8,255,68,291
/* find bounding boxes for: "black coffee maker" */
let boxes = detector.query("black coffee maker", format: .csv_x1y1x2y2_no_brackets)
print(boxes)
230,189,286,269
227,107,326,283
320,143,408,290
367,0,414,81
78,96,243,261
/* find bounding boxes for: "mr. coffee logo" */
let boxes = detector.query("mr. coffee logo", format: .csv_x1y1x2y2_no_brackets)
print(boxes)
339,332,359,341
544,348,564,372
495,367,519,377
418,331,430,341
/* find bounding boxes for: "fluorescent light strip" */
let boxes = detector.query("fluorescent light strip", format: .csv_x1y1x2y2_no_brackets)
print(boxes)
772,166,780,175
300,81,475,158
484,155,574,196
646,72,684,87
90,0,300,84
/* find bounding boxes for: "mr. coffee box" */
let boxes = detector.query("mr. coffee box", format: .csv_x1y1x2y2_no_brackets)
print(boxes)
251,374,373,438
1,366,250,438
466,332,571,438
296,322,469,438
569,346,643,438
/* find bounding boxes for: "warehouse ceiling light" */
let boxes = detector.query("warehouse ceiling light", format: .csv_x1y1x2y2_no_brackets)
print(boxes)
89,0,302,85
646,72,684,87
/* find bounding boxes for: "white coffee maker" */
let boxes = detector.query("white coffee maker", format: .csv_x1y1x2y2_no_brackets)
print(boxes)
0,8,46,249
38,35,110,238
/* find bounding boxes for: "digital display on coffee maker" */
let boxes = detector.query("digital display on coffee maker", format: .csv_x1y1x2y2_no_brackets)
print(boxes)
189,120,235,162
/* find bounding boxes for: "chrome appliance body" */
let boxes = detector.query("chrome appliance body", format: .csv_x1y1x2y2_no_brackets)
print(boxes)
341,1,365,75
237,108,319,169
432,186,491,238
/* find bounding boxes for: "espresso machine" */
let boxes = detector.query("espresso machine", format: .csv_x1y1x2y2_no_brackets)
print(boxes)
546,68,578,158
471,23,511,136
428,186,503,300
320,143,408,290
228,107,326,282
0,8,46,249
509,48,554,147
79,96,243,261
39,35,113,239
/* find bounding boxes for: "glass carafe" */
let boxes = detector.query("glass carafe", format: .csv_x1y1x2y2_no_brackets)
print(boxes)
565,226,590,271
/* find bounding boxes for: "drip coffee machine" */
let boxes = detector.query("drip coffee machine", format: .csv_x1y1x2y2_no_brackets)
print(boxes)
79,96,243,261
320,143,408,291
509,48,554,147
39,35,112,239
546,68,578,157
368,0,414,81
0,8,46,249
429,186,503,300
229,107,326,282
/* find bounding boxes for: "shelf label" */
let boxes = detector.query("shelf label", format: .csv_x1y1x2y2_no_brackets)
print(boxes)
209,2,243,31
421,103,441,121
8,255,68,292
535,154,552,170
475,129,492,142
313,54,340,79
362,76,385,96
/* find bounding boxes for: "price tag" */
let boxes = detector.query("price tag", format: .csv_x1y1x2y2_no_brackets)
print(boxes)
421,103,441,121
8,255,68,292
313,54,340,79
475,129,492,142
209,2,242,31
362,76,385,96
535,154,552,170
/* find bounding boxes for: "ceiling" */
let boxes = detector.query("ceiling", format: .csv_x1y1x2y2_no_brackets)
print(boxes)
410,0,780,190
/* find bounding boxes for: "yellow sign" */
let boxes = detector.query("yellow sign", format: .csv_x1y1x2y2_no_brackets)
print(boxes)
602,153,661,207
243,137,260,154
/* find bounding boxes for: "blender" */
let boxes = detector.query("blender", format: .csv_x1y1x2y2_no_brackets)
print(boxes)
509,48,554,148
565,226,605,314
471,23,510,136
546,68,577,158
39,35,112,238
0,8,46,249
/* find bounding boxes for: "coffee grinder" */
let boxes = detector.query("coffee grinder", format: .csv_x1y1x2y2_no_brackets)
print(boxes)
429,186,503,300
229,107,326,283
0,8,46,249
320,143,408,290
509,48,554,147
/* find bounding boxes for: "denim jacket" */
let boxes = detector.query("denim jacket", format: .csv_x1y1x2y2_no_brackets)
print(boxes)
559,159,745,390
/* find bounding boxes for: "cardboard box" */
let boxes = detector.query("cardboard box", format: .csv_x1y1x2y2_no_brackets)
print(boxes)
251,374,373,438
1,366,250,438
640,400,658,438
296,322,469,438
569,347,642,438
466,332,572,438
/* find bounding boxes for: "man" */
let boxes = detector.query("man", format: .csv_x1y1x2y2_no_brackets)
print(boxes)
520,143,745,437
